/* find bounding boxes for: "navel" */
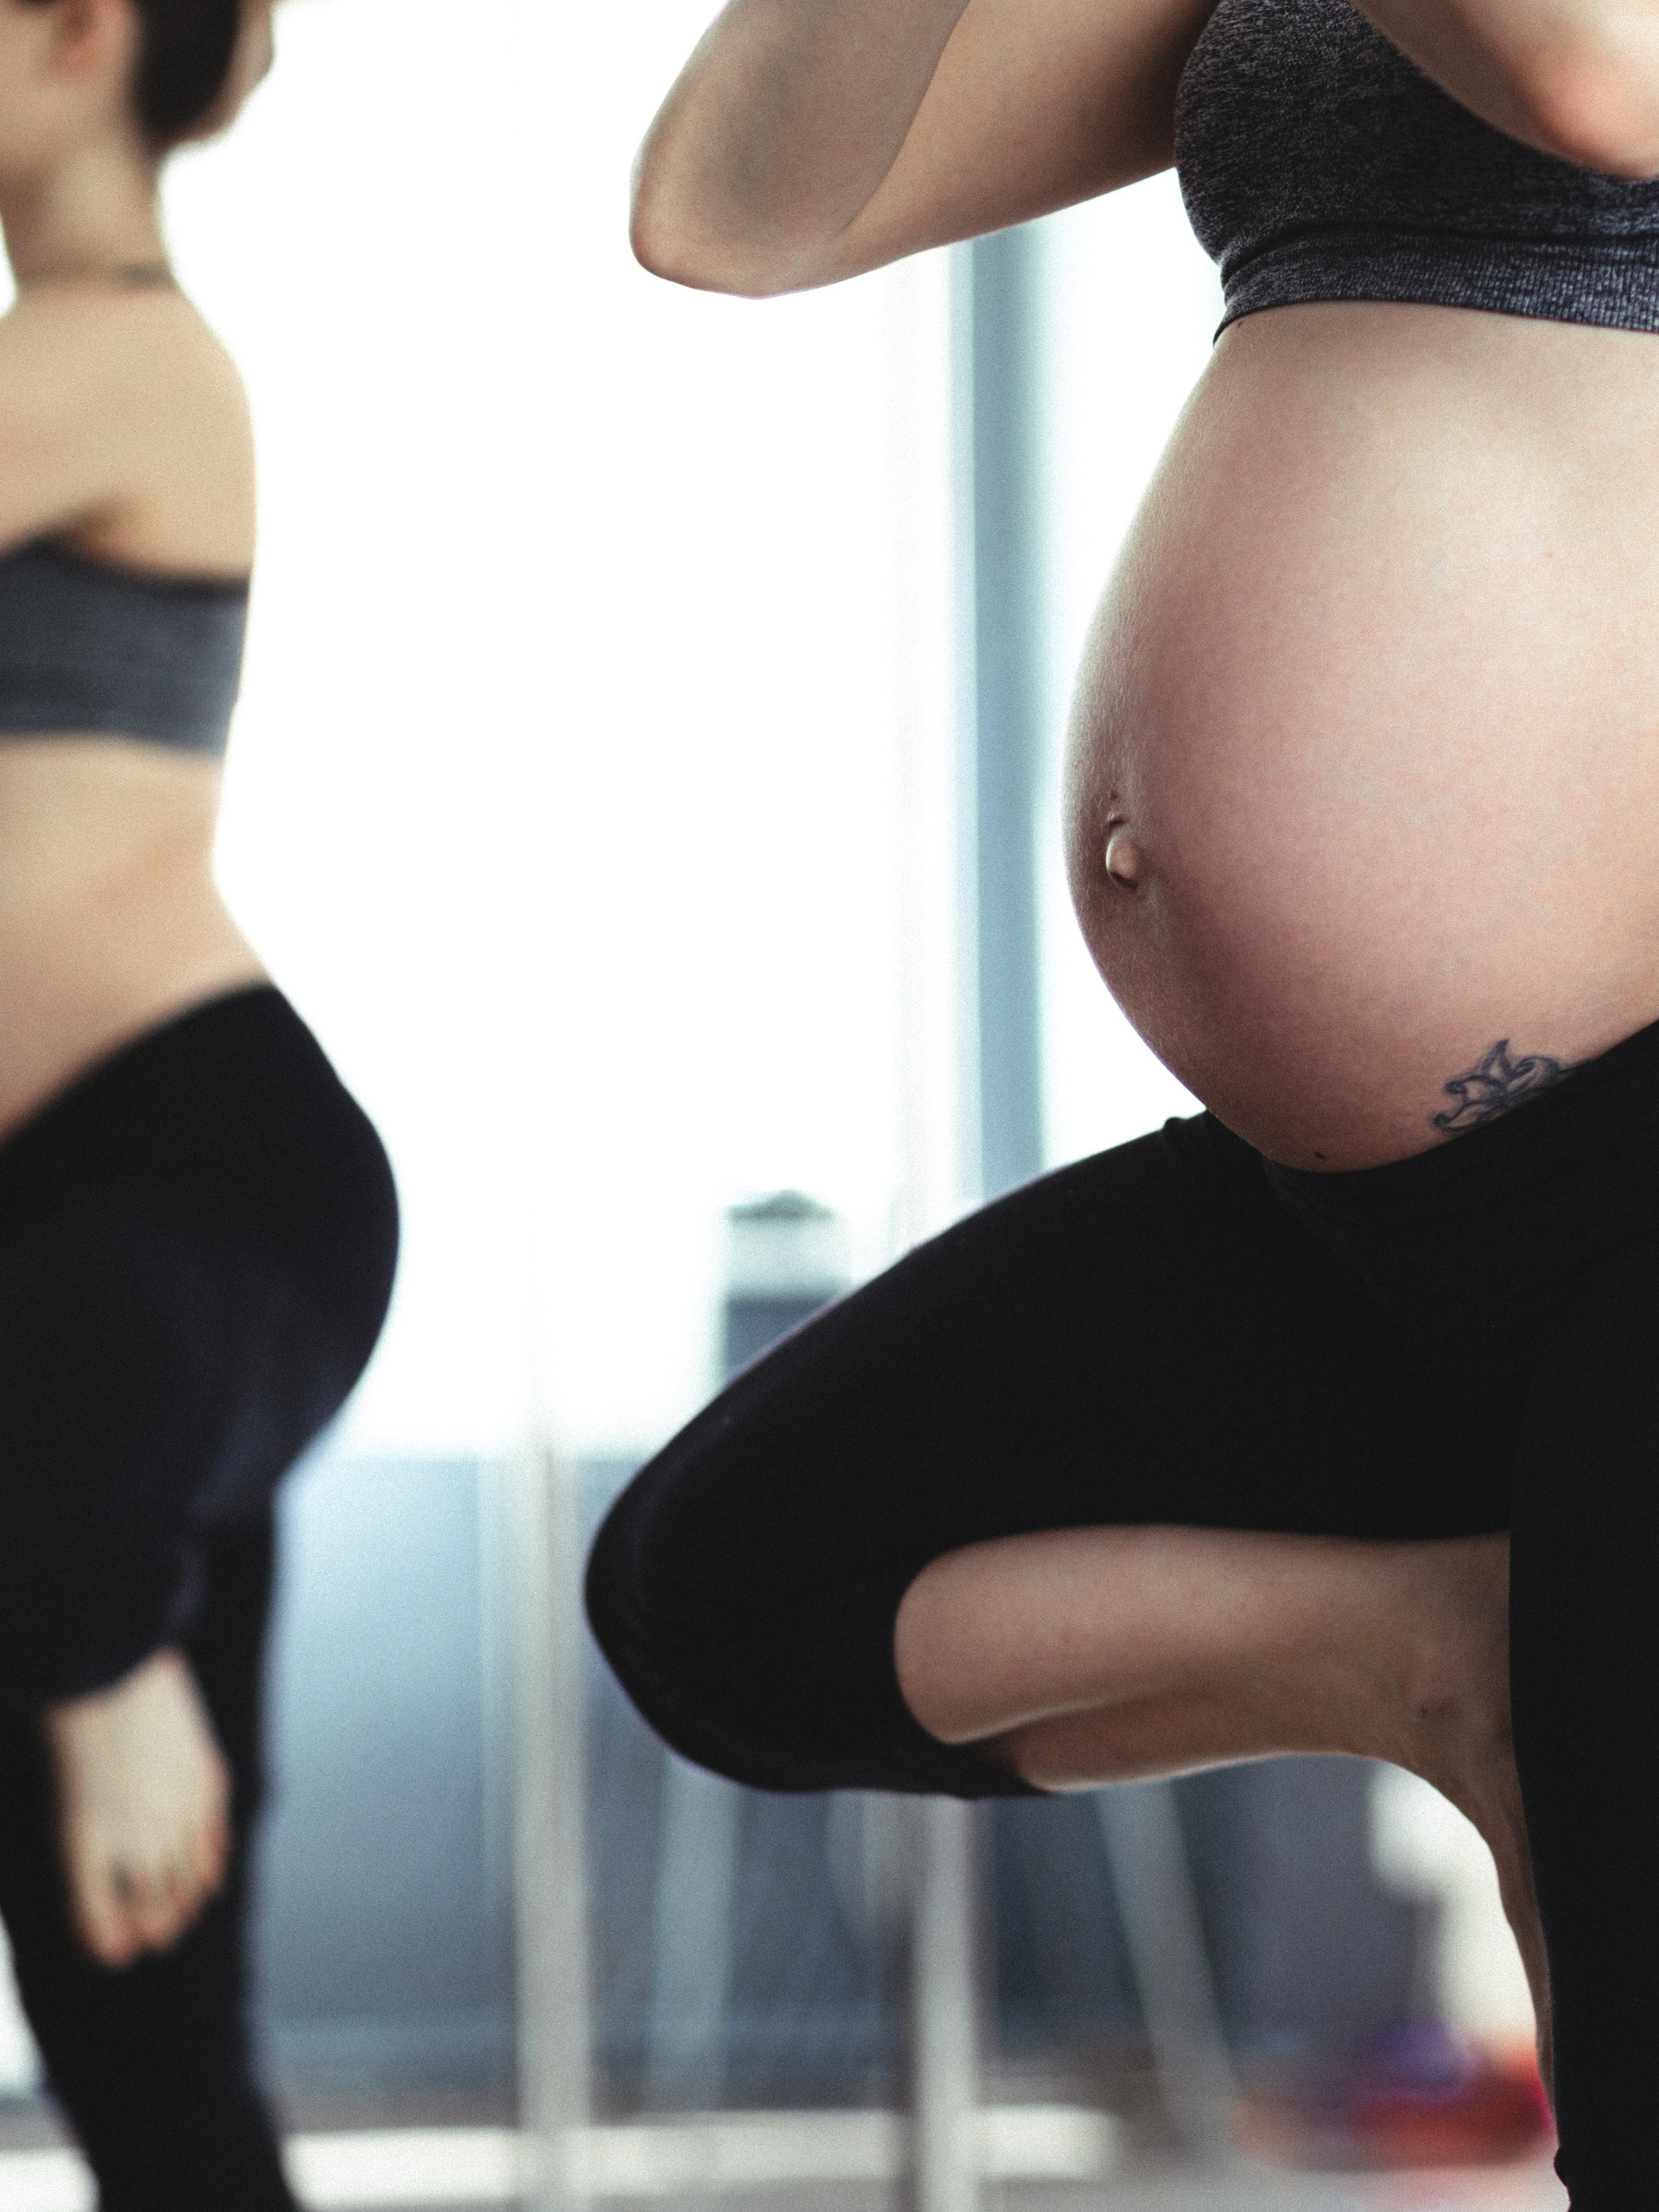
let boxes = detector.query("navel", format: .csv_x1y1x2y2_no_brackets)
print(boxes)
1104,822,1145,890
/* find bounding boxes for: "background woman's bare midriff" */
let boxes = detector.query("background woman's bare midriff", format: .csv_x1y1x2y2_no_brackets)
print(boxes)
0,278,269,1148
0,737,264,1143
1066,297,1659,1170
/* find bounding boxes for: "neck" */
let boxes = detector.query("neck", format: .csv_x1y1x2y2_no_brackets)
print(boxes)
0,136,165,288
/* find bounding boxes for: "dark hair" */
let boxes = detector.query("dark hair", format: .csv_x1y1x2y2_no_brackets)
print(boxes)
21,0,244,151
132,0,243,147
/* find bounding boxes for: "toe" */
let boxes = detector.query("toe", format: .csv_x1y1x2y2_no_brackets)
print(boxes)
75,1867,138,1968
129,1869,185,1953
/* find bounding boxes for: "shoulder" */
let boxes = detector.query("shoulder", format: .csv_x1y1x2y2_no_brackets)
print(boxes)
0,282,248,445
0,283,252,569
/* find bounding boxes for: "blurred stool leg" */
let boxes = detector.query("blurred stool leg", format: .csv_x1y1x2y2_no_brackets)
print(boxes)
908,1797,981,2212
1094,1781,1237,2166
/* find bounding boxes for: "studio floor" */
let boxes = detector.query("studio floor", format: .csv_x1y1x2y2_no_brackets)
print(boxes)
0,2094,1567,2212
0,2157,1574,2212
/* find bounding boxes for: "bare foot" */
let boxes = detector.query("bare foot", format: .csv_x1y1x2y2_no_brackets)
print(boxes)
1370,1535,1553,2105
897,1524,1554,2102
42,1648,230,1968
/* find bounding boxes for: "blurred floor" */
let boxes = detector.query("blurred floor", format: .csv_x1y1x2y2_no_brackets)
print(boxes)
585,2170,1565,2212
581,2181,1563,2212
1003,2168,1564,2210
0,2098,1565,2212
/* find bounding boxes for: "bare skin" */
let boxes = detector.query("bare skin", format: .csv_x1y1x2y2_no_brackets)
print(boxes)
895,1525,1552,2093
0,0,275,1961
41,1648,230,1968
1061,300,1659,1171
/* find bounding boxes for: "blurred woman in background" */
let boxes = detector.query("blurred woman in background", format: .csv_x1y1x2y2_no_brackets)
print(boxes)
590,0,1659,2200
0,2,396,2202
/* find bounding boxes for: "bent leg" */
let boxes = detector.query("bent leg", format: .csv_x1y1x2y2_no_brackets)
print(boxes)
0,1187,341,1706
897,1523,1510,1788
896,1518,1548,2081
588,1114,1512,1797
0,1509,297,2212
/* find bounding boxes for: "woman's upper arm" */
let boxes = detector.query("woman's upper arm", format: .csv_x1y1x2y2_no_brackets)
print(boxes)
1358,0,1659,176
819,0,1223,282
634,0,1222,296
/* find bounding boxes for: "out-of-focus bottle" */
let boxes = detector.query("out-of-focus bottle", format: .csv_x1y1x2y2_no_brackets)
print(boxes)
722,1191,848,1381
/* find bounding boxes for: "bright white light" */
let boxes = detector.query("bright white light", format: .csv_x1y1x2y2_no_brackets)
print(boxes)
156,2,1223,1462
163,0,918,1454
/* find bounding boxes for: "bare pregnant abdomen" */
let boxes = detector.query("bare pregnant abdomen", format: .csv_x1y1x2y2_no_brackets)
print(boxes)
1064,304,1659,1171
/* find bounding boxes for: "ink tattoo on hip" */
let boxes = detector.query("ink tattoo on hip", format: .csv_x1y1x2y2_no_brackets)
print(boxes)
1431,1040,1577,1134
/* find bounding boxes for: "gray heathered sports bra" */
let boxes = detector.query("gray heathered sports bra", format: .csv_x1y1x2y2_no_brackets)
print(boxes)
1176,0,1659,334
0,540,248,757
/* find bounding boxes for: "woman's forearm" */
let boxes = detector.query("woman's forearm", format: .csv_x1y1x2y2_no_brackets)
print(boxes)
631,0,973,293
1358,0,1659,175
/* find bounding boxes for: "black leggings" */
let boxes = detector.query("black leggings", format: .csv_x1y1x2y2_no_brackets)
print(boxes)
588,1013,1659,2209
0,985,397,1702
0,985,398,2206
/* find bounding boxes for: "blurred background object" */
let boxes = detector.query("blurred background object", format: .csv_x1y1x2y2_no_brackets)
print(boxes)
0,0,1558,2203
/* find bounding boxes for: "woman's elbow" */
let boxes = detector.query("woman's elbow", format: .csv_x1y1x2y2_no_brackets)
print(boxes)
630,172,813,296
1509,14,1659,179
632,195,738,292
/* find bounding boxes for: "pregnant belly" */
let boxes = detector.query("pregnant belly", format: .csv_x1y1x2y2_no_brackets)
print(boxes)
1066,301,1659,1170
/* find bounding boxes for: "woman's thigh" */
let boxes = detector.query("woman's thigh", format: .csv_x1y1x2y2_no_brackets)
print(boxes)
0,1187,333,1707
588,1112,1507,1796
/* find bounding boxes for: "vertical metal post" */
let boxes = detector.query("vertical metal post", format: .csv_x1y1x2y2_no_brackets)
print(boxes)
966,224,1046,1205
510,1441,591,2211
909,1799,982,2212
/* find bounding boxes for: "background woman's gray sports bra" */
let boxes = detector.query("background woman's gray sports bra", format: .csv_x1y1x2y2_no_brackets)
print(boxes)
0,541,248,757
1177,0,1659,333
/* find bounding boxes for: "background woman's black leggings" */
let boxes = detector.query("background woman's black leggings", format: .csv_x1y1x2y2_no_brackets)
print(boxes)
589,1015,1659,2209
0,987,398,2210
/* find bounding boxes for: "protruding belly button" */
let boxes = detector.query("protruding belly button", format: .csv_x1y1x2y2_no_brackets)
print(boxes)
1104,827,1144,889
